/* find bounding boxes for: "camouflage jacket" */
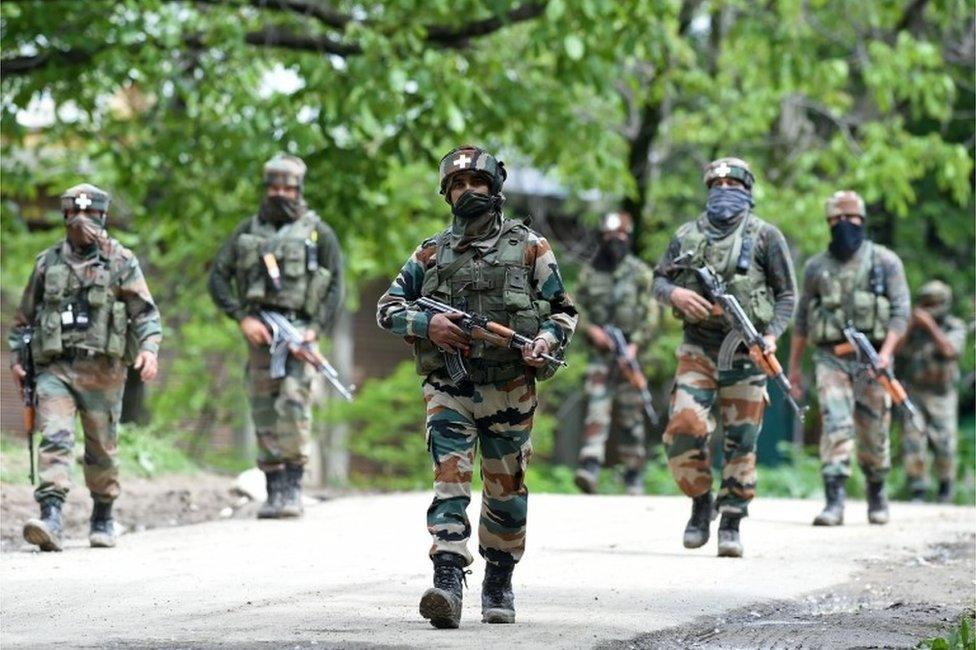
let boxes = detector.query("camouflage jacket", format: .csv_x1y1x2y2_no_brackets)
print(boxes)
576,255,656,351
208,211,344,336
900,314,967,391
8,238,162,366
376,216,578,357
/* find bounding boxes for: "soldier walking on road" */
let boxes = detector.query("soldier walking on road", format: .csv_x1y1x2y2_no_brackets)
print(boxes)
574,212,657,495
653,158,797,558
897,280,966,503
787,191,910,526
10,183,162,551
209,154,344,519
377,146,577,628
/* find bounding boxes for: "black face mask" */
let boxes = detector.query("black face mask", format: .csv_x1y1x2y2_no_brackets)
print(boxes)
829,220,865,261
451,191,498,220
592,237,629,271
705,186,753,223
260,195,304,224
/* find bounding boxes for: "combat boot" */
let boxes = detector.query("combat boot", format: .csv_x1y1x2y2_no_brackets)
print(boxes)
937,480,954,504
89,499,117,548
866,481,890,525
716,513,744,558
257,469,285,519
623,468,644,496
279,464,305,518
23,497,64,552
419,552,467,629
573,457,600,494
682,491,713,549
910,486,927,503
482,562,515,623
813,476,845,526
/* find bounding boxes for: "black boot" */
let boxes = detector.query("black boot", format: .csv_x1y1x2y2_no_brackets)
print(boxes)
866,481,890,525
419,552,467,629
23,497,64,552
937,480,954,504
257,470,285,519
279,465,305,518
717,513,744,558
623,468,644,496
910,486,927,503
574,457,600,494
482,562,515,624
813,476,845,526
683,492,713,549
89,499,117,548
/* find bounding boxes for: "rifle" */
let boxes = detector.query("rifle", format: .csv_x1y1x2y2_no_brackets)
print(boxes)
258,310,354,402
415,296,567,384
835,321,923,429
603,324,659,425
19,328,37,485
682,264,807,421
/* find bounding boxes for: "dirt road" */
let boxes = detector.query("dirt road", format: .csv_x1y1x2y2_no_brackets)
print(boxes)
1,493,973,649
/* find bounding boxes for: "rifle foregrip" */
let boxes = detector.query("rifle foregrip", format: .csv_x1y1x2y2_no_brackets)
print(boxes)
23,407,35,433
834,342,855,356
880,375,908,404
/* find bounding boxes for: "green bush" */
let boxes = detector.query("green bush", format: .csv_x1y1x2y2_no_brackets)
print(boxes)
918,615,975,650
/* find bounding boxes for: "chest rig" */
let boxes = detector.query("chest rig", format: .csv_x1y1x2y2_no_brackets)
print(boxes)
32,244,129,363
671,214,775,332
233,212,332,317
583,256,644,335
413,219,550,383
806,241,891,345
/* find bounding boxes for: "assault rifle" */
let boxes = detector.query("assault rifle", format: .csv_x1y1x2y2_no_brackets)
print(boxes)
19,328,37,485
259,310,354,401
680,262,807,421
603,325,659,425
835,322,923,430
415,296,567,384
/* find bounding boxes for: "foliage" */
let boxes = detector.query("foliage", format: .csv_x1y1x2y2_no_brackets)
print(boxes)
917,614,975,650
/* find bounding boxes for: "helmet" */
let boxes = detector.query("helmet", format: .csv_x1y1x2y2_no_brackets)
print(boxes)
825,190,866,219
703,157,754,189
60,183,110,214
918,280,952,316
263,153,306,188
438,146,507,199
600,211,633,234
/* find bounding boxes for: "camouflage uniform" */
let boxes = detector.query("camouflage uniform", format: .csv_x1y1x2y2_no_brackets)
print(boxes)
899,282,966,494
9,190,162,507
575,254,656,473
653,170,796,518
795,244,910,483
376,147,577,575
208,156,343,474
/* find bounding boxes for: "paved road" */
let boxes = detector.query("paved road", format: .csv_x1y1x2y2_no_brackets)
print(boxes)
2,493,973,649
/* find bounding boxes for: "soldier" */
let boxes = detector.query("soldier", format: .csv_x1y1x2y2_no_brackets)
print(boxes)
209,154,343,519
574,212,657,495
653,157,797,558
897,280,966,503
787,190,910,526
377,146,577,628
9,183,162,551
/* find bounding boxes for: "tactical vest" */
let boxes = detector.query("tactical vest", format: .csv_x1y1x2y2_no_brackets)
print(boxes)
233,212,332,317
31,244,131,364
671,214,775,332
582,256,645,334
413,219,550,383
806,241,891,345
903,318,962,390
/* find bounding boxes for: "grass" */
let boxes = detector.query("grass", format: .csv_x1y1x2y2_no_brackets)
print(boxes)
918,614,975,650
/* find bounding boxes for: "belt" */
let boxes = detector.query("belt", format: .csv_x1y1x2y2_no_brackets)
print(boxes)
255,307,310,322
59,348,106,362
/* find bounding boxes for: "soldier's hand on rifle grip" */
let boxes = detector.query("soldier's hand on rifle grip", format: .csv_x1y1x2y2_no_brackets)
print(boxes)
10,363,26,392
429,312,470,354
522,337,550,367
240,315,273,346
669,287,713,321
133,351,158,382
586,325,613,351
748,335,777,375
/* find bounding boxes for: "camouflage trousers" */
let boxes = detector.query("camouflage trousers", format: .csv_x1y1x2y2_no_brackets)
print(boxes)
902,387,957,488
578,357,645,469
247,341,313,471
814,350,891,482
34,355,126,504
663,343,767,516
423,370,536,568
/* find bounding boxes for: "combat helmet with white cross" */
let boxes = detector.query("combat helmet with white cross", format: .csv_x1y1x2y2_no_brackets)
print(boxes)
702,157,754,190
60,183,110,218
437,145,507,202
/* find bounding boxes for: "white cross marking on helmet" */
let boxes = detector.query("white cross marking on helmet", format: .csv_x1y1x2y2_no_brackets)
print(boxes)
453,154,471,169
714,162,732,177
75,193,93,210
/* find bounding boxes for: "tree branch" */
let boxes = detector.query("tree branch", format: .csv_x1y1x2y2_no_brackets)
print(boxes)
425,2,546,46
244,26,362,55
